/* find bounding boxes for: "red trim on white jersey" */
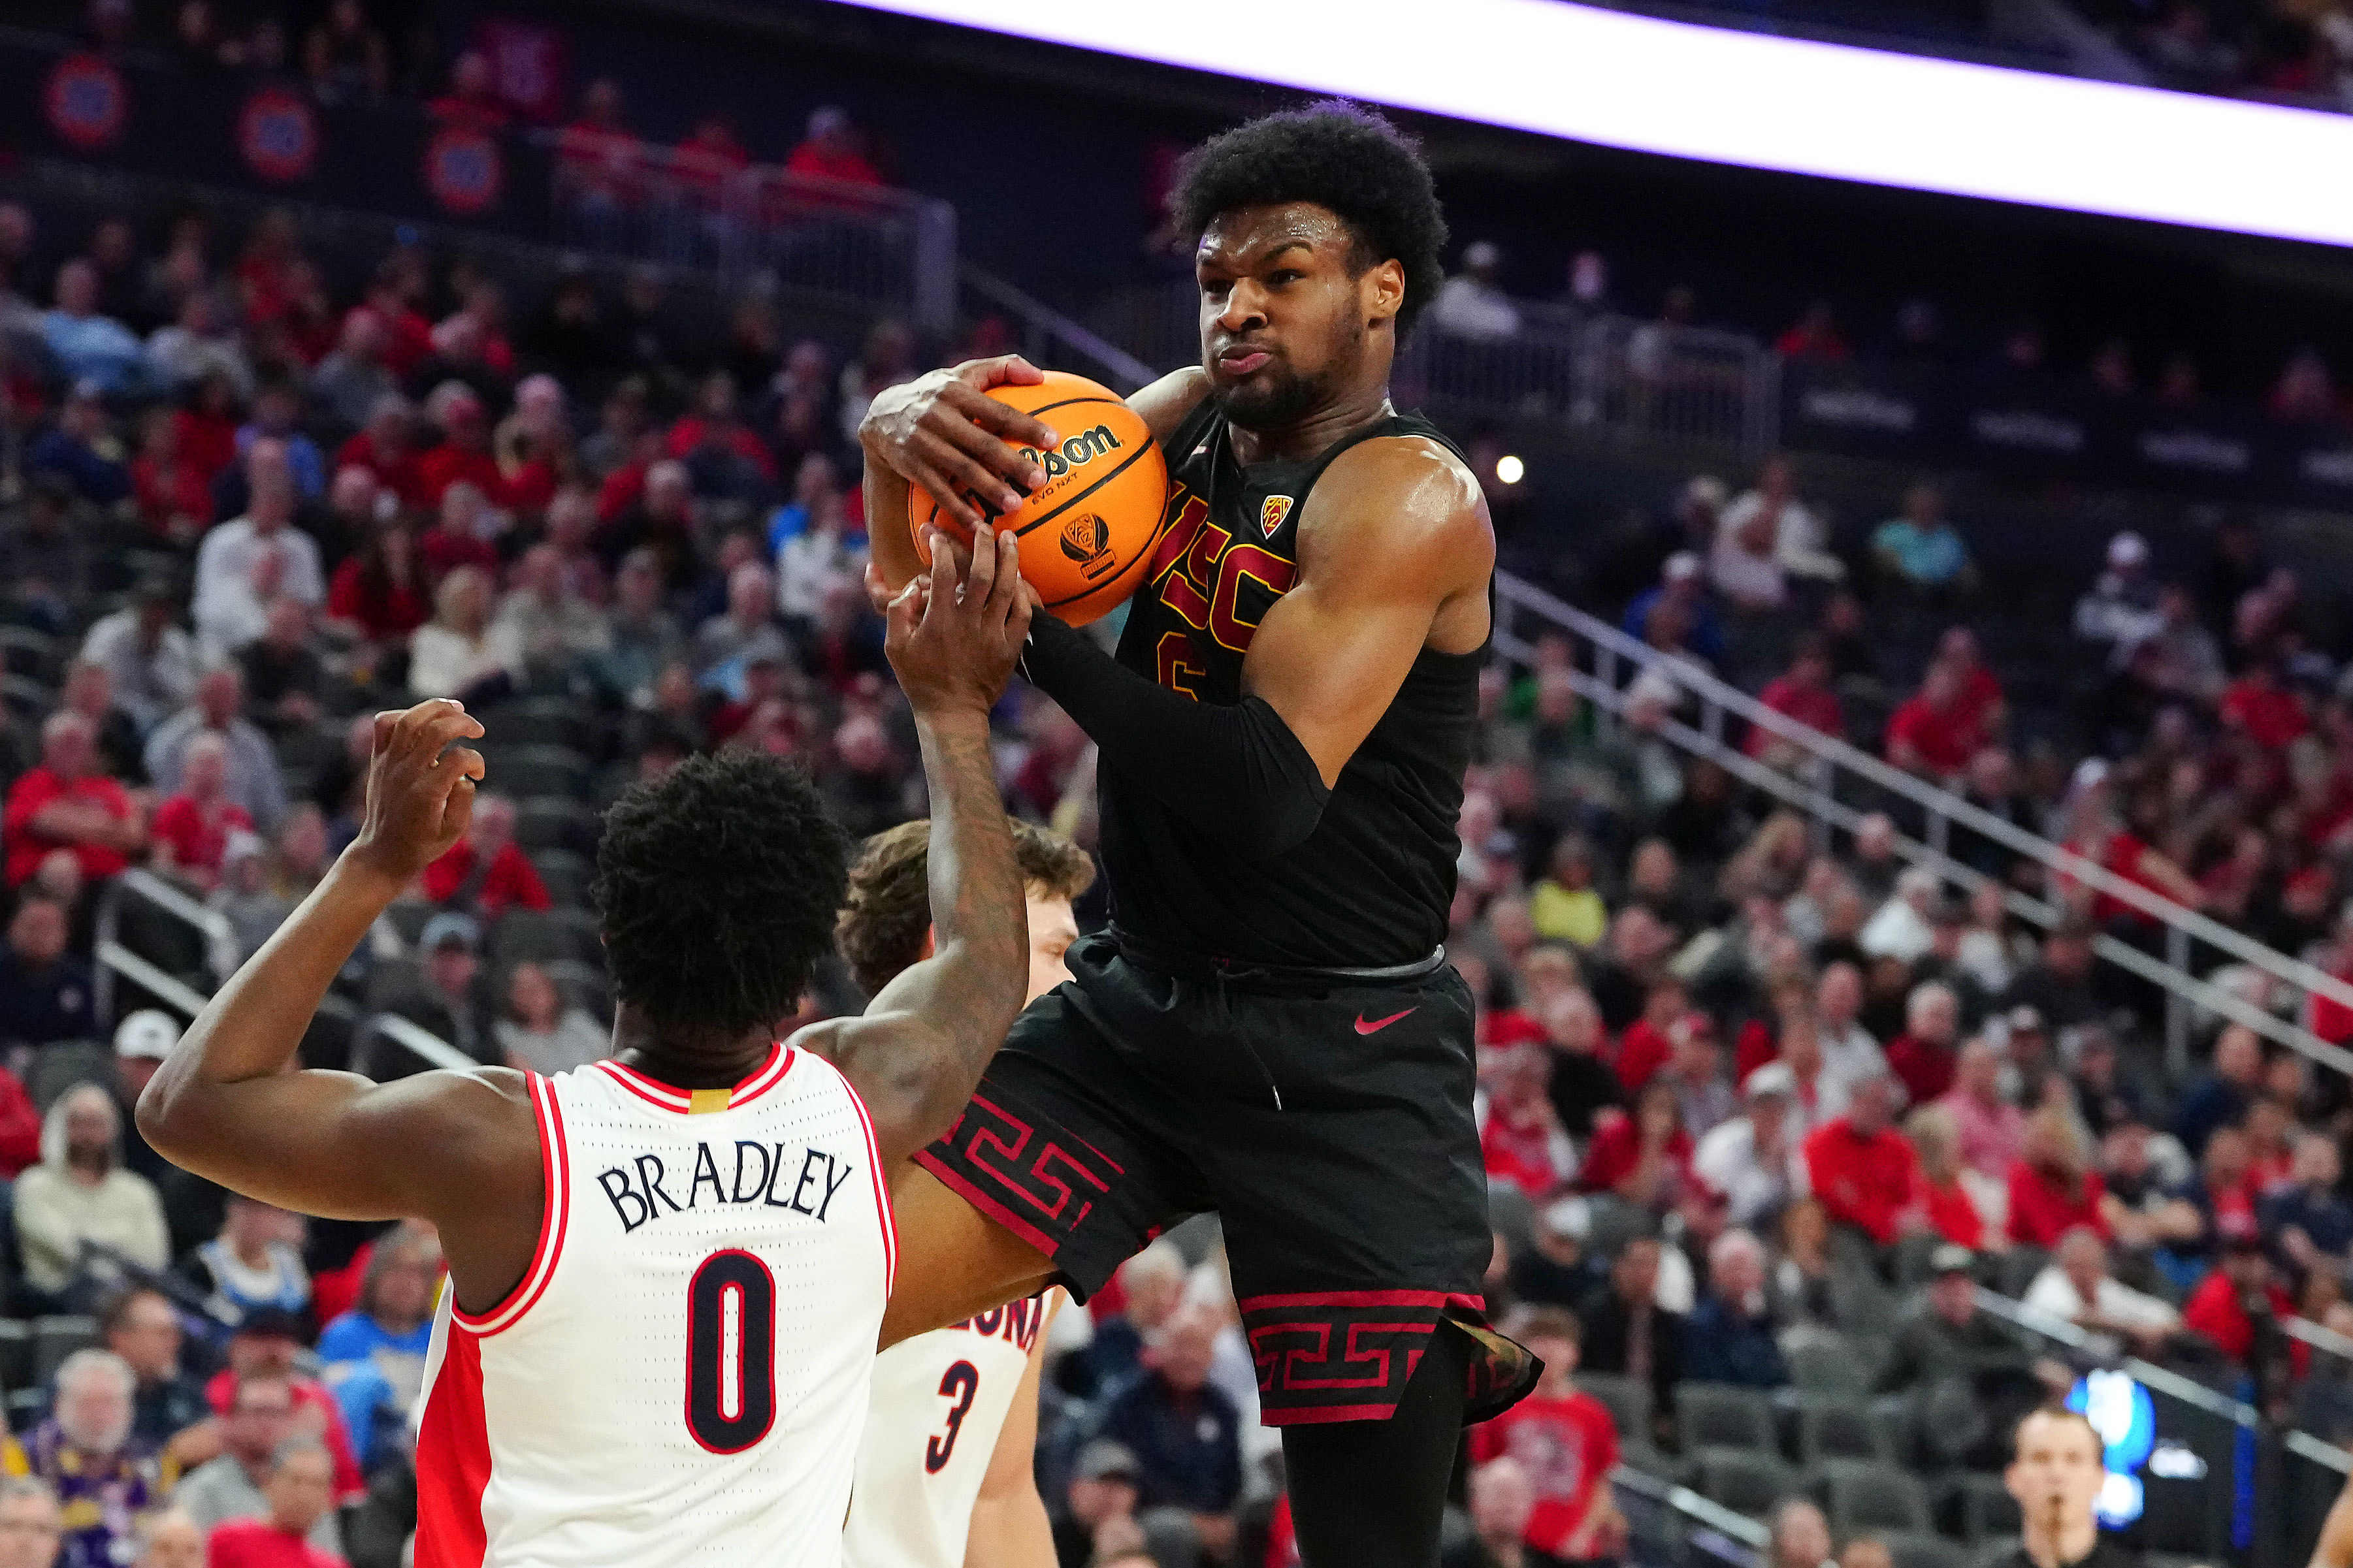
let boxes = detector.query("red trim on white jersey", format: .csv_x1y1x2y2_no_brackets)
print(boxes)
450,1075,570,1336
839,1075,897,1298
594,1043,794,1113
413,1325,489,1568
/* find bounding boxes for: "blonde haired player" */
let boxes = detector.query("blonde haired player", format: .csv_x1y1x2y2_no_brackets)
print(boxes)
137,528,1035,1568
835,817,1095,1567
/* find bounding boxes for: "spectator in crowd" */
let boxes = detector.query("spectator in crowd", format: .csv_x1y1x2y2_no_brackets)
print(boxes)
495,960,607,1076
304,0,390,103
79,580,199,732
1871,482,1975,596
1804,1070,1924,1249
1052,1440,1141,1568
98,1288,209,1459
1575,1079,1691,1211
2022,1227,2178,1353
1692,1063,1802,1228
148,733,252,892
145,289,249,400
231,385,326,504
235,598,328,737
1875,1243,2028,1391
324,519,430,652
191,441,325,663
144,667,286,834
2007,1106,2108,1250
2183,1234,2300,1375
1086,1307,1241,1561
369,914,492,1070
1538,991,1621,1142
1747,639,1843,765
197,1311,361,1503
172,1375,340,1556
317,1222,436,1407
1431,242,1522,341
407,564,521,704
309,308,394,430
1764,1499,1834,1568
15,1086,169,1304
202,1439,340,1568
133,1509,201,1568
27,385,129,509
1709,482,1787,611
0,478,94,634
1619,553,1725,666
42,261,144,396
0,1480,62,1568
21,1351,157,1568
786,105,884,186
0,896,97,1051
3,714,142,888
1482,1043,1577,1199
1528,839,1606,949
1885,661,1988,782
181,1196,309,1327
2175,1023,2264,1157
1467,1308,1625,1562
1683,1228,1787,1386
1721,455,1842,586
1938,1036,2024,1179
1777,300,1850,362
695,562,790,675
2073,531,2163,654
496,545,609,683
1578,1234,1684,1427
2261,1130,2353,1284
1510,1196,1600,1310
1884,980,1962,1106
415,792,550,919
1443,1457,1557,1568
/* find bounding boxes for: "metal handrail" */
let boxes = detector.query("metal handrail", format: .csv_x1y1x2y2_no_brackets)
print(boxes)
1612,1462,1770,1563
1497,569,2353,1032
117,868,231,940
959,264,1157,392
1971,1286,2265,1428
1504,624,2353,1079
361,1012,478,1074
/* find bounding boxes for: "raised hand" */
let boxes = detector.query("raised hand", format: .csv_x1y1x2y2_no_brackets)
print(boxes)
858,355,1063,534
884,523,1031,722
350,699,487,886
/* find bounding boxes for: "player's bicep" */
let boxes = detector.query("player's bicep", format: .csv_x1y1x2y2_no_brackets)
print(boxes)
1242,580,1435,786
790,1011,953,1171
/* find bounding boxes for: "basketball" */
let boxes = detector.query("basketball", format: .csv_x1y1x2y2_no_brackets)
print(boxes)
907,370,1168,626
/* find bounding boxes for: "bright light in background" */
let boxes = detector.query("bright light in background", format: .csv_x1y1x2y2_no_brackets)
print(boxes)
1495,455,1525,486
838,0,2353,248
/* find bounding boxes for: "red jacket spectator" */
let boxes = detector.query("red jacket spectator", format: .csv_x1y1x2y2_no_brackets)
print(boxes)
2006,1161,2109,1249
336,426,428,509
327,554,432,641
2181,1263,2307,1375
355,298,434,381
206,1516,342,1568
2219,670,2308,750
1802,1115,1924,1245
1884,686,1985,778
418,521,500,587
416,441,514,511
3,764,137,886
1748,672,1843,758
418,838,552,918
665,416,779,485
675,118,751,197
204,1370,363,1499
172,405,238,484
1574,1106,1692,1197
131,451,214,538
150,794,253,888
1924,1177,1985,1249
0,1068,39,1177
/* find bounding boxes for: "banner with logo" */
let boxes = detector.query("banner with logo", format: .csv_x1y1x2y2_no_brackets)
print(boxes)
236,86,319,182
424,125,506,216
43,53,127,151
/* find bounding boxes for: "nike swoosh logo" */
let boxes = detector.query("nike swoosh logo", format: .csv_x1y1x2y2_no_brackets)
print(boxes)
1355,1008,1417,1036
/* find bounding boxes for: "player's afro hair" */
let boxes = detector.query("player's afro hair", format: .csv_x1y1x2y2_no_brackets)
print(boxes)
593,749,852,1040
1171,100,1448,334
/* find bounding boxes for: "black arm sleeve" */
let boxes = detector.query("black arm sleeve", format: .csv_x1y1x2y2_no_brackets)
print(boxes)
1018,613,1330,859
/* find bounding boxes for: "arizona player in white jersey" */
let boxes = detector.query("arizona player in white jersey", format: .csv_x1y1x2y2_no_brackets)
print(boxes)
137,526,1035,1567
834,818,1093,1567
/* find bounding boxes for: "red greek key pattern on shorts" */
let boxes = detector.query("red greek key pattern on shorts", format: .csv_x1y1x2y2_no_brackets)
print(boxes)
917,1095,1122,1260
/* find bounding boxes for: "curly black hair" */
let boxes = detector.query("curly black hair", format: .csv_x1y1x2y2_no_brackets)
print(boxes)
1170,100,1448,334
592,749,852,1040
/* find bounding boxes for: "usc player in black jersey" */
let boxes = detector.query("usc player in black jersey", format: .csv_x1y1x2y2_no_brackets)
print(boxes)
858,103,1534,1566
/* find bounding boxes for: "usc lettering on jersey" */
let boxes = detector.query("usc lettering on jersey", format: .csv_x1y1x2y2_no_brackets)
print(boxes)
414,1045,894,1568
843,1290,1057,1568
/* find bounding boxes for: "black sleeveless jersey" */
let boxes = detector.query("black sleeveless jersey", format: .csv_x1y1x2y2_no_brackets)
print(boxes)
1096,398,1487,969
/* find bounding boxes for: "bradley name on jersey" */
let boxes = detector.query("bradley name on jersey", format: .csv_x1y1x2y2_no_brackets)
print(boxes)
594,1138,859,1234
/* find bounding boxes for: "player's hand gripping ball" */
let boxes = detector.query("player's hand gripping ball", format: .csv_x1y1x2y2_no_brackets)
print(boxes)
908,370,1168,626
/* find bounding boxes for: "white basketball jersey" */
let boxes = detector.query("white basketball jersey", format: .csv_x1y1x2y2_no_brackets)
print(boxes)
414,1046,896,1568
843,1290,1058,1568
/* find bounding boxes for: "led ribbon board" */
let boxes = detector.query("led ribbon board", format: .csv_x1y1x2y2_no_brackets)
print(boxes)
839,0,2353,247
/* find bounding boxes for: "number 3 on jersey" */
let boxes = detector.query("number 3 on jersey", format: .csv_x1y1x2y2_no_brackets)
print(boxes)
685,1251,777,1454
925,1361,980,1473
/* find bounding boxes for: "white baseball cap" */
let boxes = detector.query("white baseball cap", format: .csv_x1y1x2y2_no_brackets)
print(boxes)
114,1010,180,1061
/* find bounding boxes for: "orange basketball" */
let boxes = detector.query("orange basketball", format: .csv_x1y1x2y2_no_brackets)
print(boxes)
909,370,1167,627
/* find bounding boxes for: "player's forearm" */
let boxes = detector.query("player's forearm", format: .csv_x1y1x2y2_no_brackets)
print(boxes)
138,852,401,1151
861,436,922,593
1021,613,1329,859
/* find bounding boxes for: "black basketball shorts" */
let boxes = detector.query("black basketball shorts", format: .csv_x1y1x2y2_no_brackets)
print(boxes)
913,931,1536,1426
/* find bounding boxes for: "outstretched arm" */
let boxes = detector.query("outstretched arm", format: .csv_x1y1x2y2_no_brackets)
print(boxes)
1014,435,1493,857
137,699,545,1315
793,525,1033,1173
2313,1469,2353,1568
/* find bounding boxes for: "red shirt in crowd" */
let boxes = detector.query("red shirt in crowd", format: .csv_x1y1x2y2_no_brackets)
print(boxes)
1802,1117,1923,1245
203,1371,364,1499
665,417,778,483
1951,663,2004,733
1469,1388,1621,1558
149,795,253,885
335,430,429,509
1482,1105,1574,1199
785,140,884,187
1884,1031,1957,1106
2005,1162,2109,1249
1610,1021,1675,1095
419,839,552,916
1747,676,1843,757
172,407,238,483
355,301,435,380
416,443,514,510
204,1518,342,1568
1,767,135,886
2181,1271,2309,1375
2220,677,2309,750
1884,694,1984,777
326,558,431,641
131,455,214,536
1574,1108,1693,1196
1924,1178,1984,1249
0,1068,37,1177
2062,830,2172,929
417,525,500,587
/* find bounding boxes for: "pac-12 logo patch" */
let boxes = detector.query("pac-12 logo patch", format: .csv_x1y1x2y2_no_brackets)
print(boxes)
1259,494,1293,540
1060,513,1115,579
